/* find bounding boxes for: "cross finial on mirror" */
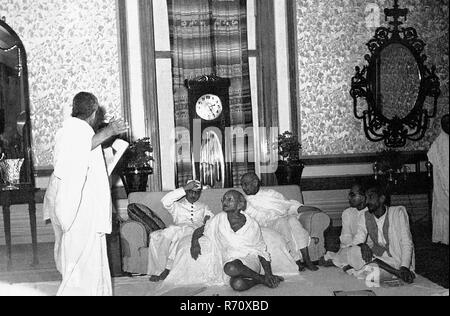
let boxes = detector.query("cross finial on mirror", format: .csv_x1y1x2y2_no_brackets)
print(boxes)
385,0,409,32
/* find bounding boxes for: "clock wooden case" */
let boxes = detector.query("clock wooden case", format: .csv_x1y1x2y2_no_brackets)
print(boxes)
185,75,233,188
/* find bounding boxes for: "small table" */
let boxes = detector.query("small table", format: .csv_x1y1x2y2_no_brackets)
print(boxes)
1,183,39,270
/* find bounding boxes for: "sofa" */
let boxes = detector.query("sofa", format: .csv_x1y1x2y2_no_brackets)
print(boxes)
120,185,331,275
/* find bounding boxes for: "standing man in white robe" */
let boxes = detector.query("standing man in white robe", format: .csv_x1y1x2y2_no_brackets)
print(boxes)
190,190,284,292
148,180,214,282
346,181,416,284
240,172,320,271
43,92,128,296
323,183,367,268
428,114,449,245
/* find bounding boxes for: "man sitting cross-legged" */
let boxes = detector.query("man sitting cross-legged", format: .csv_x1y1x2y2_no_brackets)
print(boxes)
190,190,285,291
345,180,416,284
148,180,214,282
321,182,368,269
240,172,320,271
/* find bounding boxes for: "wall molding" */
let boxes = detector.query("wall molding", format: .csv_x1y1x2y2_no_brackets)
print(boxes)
286,0,300,137
116,0,133,139
255,0,278,129
138,0,162,192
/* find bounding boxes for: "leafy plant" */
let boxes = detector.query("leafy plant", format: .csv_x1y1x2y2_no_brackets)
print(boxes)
277,131,302,165
123,137,153,169
375,149,404,173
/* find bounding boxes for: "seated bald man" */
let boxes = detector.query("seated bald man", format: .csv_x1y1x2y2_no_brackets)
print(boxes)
240,172,320,271
191,190,285,292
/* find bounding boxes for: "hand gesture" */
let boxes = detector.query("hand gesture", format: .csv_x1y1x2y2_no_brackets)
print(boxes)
190,242,202,260
399,267,415,284
107,117,129,137
263,274,284,288
184,180,202,192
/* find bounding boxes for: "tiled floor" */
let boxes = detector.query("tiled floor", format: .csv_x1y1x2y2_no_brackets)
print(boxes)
1,222,448,289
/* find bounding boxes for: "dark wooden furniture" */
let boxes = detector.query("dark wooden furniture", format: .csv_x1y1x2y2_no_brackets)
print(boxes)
350,0,441,148
1,184,39,269
1,19,37,271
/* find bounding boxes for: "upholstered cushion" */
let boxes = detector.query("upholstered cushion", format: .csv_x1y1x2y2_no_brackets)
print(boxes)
127,203,167,238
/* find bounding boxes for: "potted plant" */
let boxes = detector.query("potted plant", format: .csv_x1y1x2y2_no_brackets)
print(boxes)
373,149,406,184
274,131,304,185
120,137,154,195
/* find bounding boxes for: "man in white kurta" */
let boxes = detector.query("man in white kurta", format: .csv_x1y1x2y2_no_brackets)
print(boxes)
148,180,214,281
324,183,367,268
241,172,319,271
428,115,449,245
345,183,415,284
43,92,127,296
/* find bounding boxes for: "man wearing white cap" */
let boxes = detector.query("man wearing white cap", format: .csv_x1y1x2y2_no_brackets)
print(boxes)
148,180,214,281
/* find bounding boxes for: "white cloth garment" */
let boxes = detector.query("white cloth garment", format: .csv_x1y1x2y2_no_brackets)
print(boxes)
158,212,298,291
324,207,367,268
43,117,112,296
428,131,449,245
340,207,368,248
147,188,215,276
349,206,415,271
245,189,310,261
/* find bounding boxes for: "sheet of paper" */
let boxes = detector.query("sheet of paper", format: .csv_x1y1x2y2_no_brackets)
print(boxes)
104,139,129,176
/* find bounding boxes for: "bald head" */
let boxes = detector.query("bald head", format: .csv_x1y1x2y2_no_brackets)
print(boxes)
241,172,261,196
222,190,247,213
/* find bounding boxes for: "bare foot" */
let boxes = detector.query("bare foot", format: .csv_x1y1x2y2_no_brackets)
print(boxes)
318,257,335,267
304,261,319,271
149,275,161,282
296,260,306,272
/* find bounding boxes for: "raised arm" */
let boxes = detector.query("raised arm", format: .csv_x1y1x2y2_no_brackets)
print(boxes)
92,118,128,150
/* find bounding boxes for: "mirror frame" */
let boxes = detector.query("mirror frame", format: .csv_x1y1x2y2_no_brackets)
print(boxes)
0,18,35,186
350,0,441,148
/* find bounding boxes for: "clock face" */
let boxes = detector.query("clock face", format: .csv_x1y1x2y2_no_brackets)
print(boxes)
195,94,223,121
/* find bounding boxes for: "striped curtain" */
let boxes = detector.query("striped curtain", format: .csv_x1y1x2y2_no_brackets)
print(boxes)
168,0,254,188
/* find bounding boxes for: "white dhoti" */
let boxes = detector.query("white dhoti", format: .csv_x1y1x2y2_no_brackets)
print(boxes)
159,213,298,291
43,117,113,296
270,216,310,261
324,247,353,269
147,225,195,276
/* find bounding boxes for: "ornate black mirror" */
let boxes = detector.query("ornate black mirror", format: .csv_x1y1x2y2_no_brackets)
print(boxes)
0,17,34,188
351,0,441,148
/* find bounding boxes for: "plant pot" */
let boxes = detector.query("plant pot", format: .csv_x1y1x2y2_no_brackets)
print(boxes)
275,161,304,186
121,167,153,195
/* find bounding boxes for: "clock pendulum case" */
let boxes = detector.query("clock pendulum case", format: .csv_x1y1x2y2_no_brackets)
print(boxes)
185,75,233,188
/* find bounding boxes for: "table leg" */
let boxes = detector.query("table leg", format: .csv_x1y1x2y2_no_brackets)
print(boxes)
28,202,39,266
2,204,12,270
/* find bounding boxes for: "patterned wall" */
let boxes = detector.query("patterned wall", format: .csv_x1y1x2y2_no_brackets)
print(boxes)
0,0,121,168
296,0,449,155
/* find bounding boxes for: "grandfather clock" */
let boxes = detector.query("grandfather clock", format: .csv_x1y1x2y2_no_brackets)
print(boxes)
185,75,233,188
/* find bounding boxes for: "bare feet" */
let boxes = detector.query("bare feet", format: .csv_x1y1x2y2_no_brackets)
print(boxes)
149,269,170,282
318,256,335,267
296,260,306,272
304,261,319,271
296,260,319,271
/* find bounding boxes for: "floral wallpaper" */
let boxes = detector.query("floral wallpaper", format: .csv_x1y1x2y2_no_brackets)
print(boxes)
0,0,121,167
296,0,449,155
